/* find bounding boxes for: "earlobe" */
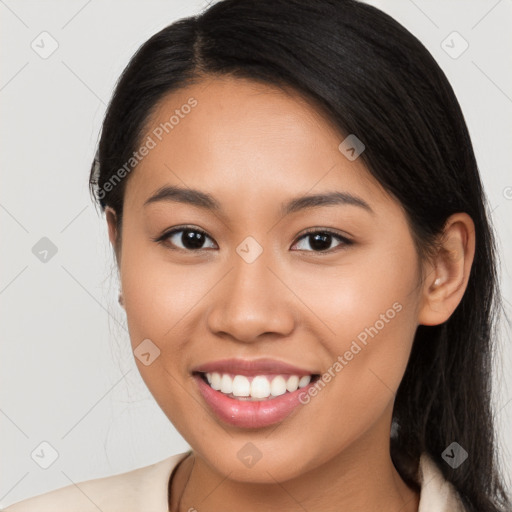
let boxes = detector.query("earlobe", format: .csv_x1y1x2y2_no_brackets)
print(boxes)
417,213,475,326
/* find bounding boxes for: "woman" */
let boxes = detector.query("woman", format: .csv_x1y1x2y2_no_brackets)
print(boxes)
4,0,510,511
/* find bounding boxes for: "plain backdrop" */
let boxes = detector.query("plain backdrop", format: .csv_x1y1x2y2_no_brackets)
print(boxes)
1,0,511,506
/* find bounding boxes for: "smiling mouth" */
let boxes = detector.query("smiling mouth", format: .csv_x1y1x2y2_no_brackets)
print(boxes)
194,371,321,401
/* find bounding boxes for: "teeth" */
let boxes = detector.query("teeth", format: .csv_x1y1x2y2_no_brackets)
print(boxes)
298,375,311,388
210,372,221,390
286,375,299,392
232,375,251,397
270,375,287,396
203,372,313,400
251,376,271,398
220,374,233,394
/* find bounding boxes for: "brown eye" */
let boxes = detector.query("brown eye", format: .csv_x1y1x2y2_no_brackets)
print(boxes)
156,226,217,251
292,230,352,253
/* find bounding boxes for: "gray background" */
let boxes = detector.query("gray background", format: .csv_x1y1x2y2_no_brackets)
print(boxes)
1,0,511,506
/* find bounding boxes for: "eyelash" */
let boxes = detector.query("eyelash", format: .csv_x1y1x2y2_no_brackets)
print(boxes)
153,225,353,254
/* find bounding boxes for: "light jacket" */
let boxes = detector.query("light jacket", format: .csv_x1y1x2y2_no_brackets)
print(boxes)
2,450,466,511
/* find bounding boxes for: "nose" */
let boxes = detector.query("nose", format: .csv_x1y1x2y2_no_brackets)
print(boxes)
206,250,296,343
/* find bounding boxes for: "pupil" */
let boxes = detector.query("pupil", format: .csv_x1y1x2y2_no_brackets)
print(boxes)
183,229,205,249
310,233,331,251
178,231,333,251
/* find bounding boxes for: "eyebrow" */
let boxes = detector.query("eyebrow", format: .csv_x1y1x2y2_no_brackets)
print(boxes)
281,191,374,216
143,185,374,216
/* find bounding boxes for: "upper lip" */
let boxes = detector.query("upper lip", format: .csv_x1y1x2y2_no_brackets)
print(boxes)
191,358,317,377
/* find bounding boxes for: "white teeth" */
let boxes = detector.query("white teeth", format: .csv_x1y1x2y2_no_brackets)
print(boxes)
220,374,233,394
251,376,271,398
203,372,313,399
298,375,311,388
270,375,287,396
210,372,221,390
232,375,251,397
286,375,299,392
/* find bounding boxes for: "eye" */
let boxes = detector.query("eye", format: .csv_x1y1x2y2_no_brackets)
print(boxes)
154,226,217,251
154,226,352,253
292,228,353,253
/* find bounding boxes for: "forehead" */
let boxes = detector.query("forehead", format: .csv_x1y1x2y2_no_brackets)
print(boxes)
123,76,390,214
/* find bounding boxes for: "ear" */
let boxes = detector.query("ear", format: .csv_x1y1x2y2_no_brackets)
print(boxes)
105,206,120,263
417,212,476,326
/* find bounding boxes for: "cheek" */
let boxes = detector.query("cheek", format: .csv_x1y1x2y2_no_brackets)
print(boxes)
291,240,419,343
291,242,420,415
119,226,209,342
118,230,213,409
118,237,207,437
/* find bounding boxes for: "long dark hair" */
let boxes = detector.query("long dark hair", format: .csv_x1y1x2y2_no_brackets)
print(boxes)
88,1,511,510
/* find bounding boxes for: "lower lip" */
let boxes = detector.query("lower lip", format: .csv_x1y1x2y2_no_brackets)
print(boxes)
194,374,316,429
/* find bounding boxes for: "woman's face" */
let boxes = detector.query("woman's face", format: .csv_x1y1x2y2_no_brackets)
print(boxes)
109,76,426,482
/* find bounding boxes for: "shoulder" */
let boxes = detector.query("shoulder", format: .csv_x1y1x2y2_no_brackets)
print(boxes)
1,451,191,512
417,452,467,512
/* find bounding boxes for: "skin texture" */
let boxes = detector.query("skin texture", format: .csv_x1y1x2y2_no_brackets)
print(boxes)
105,76,475,512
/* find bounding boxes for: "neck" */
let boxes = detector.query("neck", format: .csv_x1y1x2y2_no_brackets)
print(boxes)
169,419,420,512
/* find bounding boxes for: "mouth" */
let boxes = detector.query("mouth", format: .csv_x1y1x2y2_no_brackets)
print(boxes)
191,360,321,429
194,371,321,401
